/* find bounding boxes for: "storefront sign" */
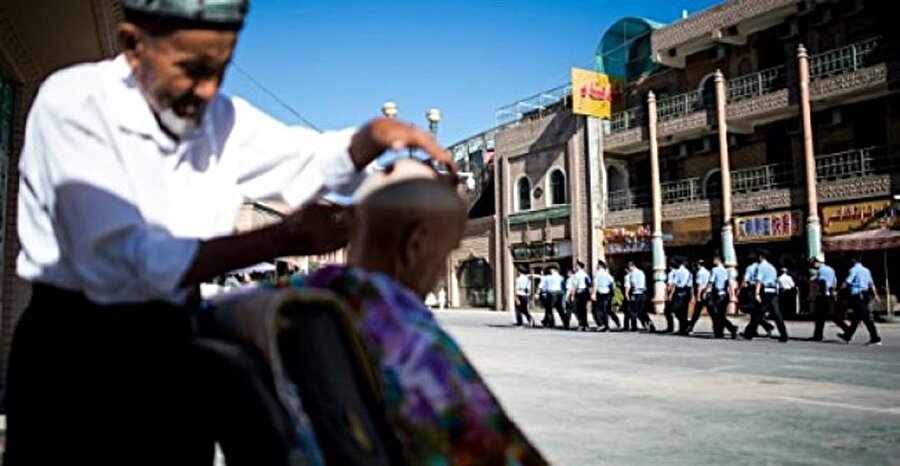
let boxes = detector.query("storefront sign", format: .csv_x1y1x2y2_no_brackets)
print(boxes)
822,200,894,235
511,240,571,261
604,225,673,255
734,210,801,243
571,68,612,118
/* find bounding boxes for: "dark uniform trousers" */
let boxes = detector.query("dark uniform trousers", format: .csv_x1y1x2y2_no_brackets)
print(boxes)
711,291,738,337
543,292,568,328
665,288,691,333
844,292,880,342
592,292,619,329
745,290,788,341
574,290,590,328
626,293,647,331
514,294,533,326
812,293,847,340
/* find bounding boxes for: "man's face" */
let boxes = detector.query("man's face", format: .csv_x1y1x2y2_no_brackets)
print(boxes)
120,23,237,136
407,218,465,297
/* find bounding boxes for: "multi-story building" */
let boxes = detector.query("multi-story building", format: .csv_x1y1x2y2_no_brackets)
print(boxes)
458,0,899,312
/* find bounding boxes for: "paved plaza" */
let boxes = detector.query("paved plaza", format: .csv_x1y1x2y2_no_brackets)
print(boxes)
435,309,900,465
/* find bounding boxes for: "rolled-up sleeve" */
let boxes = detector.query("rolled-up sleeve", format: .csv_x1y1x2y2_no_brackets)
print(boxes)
20,92,198,304
229,97,363,206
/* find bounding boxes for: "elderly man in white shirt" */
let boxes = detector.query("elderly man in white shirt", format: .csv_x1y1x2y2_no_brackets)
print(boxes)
5,1,454,464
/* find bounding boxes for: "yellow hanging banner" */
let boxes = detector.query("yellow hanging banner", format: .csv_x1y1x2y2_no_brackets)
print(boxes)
571,68,612,119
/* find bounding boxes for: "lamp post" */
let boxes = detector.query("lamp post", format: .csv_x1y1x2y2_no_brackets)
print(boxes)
381,101,398,119
426,108,441,136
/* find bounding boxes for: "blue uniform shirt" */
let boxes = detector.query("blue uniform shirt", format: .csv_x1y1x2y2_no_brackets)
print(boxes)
515,274,531,296
756,260,778,290
545,272,564,293
666,270,676,286
673,266,693,288
573,270,591,292
628,269,647,293
846,263,874,295
816,264,838,290
695,266,711,289
744,263,758,285
710,265,729,292
594,268,614,294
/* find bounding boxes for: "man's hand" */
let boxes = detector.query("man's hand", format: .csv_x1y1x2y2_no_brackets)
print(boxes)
278,203,353,256
349,118,456,172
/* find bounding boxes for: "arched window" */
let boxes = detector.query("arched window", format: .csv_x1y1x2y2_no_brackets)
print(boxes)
704,169,722,199
549,169,566,205
516,177,531,211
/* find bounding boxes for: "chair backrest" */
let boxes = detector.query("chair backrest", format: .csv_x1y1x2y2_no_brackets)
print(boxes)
277,299,404,466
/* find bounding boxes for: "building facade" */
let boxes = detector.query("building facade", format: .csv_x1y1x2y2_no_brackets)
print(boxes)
453,0,899,312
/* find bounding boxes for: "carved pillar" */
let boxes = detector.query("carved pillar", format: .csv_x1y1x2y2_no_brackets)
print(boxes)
648,92,666,312
798,44,823,262
714,70,738,283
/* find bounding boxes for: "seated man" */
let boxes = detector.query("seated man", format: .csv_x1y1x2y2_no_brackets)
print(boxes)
208,159,545,465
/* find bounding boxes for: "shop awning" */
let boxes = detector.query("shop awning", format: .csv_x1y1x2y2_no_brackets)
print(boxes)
823,227,900,252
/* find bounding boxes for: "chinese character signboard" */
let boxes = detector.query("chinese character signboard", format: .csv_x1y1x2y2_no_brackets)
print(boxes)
571,68,612,118
822,200,894,235
604,225,674,255
734,210,802,243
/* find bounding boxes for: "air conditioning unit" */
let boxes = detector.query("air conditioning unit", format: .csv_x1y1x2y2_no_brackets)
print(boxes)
778,18,799,39
728,134,741,148
709,44,728,62
836,0,864,17
826,108,843,126
677,143,690,158
786,119,803,135
809,6,833,26
691,137,712,154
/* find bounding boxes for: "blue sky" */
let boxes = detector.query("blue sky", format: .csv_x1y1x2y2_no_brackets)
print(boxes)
223,0,719,146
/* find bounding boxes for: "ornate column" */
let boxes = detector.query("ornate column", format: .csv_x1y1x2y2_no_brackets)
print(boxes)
647,91,666,312
714,70,738,282
798,44,823,262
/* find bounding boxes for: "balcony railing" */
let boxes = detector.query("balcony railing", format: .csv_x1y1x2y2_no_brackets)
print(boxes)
816,146,898,180
727,65,787,103
496,84,572,125
656,89,705,122
809,37,880,79
608,188,649,211
731,163,795,193
609,106,643,134
661,178,702,204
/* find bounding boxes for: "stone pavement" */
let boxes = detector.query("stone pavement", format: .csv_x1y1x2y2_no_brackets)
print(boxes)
435,309,900,465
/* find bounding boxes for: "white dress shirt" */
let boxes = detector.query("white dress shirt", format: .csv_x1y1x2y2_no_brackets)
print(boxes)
17,55,360,305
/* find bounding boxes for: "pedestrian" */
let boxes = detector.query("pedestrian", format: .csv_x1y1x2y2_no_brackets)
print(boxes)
624,262,655,332
743,250,789,342
572,261,592,331
777,267,798,318
664,257,692,334
707,255,739,339
807,256,847,341
542,267,568,329
3,2,456,463
514,267,535,327
663,260,677,332
687,259,711,334
537,269,549,326
592,259,620,331
741,252,774,335
838,256,883,345
438,287,447,310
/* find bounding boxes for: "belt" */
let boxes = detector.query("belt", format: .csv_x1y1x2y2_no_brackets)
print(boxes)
632,291,645,295
763,287,776,293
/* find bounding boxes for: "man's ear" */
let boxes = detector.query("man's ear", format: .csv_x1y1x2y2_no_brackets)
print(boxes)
118,22,146,70
398,222,429,270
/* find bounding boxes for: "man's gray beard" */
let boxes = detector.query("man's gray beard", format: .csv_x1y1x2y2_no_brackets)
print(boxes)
157,106,202,139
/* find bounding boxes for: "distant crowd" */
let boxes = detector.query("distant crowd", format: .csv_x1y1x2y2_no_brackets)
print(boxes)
513,249,884,346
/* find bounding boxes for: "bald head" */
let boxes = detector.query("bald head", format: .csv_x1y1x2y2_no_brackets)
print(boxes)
350,159,467,297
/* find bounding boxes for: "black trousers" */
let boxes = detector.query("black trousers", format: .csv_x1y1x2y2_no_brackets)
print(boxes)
812,295,847,339
741,287,773,332
844,293,880,342
515,295,533,325
626,294,648,330
711,293,738,337
574,291,590,327
664,289,691,333
688,294,706,330
4,284,212,466
592,292,619,328
543,292,567,328
745,291,788,341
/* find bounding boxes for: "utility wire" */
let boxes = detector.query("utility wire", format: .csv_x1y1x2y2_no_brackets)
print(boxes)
231,62,322,132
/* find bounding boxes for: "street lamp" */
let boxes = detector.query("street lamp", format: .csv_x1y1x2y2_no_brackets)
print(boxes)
381,101,398,119
426,108,441,136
